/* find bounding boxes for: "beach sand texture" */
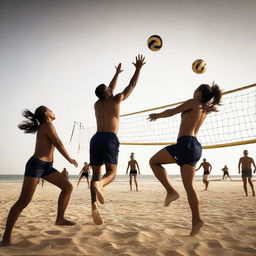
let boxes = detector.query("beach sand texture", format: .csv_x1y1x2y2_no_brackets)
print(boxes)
0,180,255,256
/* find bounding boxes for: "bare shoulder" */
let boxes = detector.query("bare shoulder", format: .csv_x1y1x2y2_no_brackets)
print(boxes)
113,93,124,102
40,122,54,131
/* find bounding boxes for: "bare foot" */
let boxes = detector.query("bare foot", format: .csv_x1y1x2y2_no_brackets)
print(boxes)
190,220,204,236
55,219,76,226
164,191,180,207
1,239,11,247
94,181,104,204
92,203,103,225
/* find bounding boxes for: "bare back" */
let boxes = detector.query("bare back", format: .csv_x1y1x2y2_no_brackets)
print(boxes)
128,160,138,170
179,100,206,137
33,123,55,162
95,98,121,134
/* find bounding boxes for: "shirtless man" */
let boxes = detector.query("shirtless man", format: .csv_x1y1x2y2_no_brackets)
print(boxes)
77,162,91,188
221,165,232,181
238,150,256,196
196,158,212,190
126,153,140,191
61,168,69,179
89,54,145,225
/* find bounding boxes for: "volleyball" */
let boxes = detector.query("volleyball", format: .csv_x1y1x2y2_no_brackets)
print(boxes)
192,59,207,74
147,35,162,51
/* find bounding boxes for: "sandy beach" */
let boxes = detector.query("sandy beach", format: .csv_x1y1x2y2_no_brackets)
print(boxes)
0,179,255,256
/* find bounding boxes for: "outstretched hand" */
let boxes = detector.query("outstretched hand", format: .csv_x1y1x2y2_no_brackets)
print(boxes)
70,159,78,167
148,113,158,121
115,63,123,74
133,54,146,69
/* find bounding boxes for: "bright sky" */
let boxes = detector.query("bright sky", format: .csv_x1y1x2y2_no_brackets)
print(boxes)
0,0,255,176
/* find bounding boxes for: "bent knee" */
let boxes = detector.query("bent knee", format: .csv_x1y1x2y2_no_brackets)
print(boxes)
63,182,73,193
149,156,157,166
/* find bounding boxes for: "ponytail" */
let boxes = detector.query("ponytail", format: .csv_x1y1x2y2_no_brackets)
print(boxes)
198,82,222,113
210,83,222,112
18,106,47,133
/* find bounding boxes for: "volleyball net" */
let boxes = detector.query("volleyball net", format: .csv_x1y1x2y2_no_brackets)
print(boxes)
117,83,256,149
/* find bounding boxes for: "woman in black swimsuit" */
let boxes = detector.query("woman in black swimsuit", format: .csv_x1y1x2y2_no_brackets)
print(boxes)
1,106,78,246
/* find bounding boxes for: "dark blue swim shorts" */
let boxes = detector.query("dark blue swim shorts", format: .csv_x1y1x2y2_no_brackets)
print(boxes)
165,136,202,167
242,169,252,178
90,132,119,166
25,156,57,178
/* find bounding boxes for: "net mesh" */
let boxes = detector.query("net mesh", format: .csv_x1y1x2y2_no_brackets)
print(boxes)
117,84,256,148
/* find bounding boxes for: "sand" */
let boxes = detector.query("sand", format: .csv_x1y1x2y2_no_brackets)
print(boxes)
0,179,256,256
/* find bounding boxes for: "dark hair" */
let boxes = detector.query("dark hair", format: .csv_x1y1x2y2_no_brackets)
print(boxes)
18,105,47,133
198,82,222,113
95,84,106,100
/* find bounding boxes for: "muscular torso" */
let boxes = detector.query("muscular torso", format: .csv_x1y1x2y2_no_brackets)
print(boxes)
202,162,211,171
128,160,137,170
82,166,89,173
95,98,121,134
33,124,55,162
178,101,206,137
240,157,253,170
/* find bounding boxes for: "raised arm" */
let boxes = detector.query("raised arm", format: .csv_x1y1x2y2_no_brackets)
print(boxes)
45,123,78,167
115,54,146,102
109,63,123,91
148,99,194,121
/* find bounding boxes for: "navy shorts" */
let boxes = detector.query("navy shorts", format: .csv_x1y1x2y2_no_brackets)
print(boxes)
90,132,119,166
242,169,252,178
165,136,202,167
81,172,89,178
25,157,57,178
130,170,138,176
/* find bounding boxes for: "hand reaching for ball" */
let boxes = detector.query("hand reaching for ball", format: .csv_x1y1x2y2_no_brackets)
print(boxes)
133,54,146,69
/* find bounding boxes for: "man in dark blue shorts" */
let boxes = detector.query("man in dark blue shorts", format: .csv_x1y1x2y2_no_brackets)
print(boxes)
238,150,256,197
90,55,146,225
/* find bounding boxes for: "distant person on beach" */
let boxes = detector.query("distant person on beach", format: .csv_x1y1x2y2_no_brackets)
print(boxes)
148,82,222,236
77,162,91,188
90,55,145,225
38,178,44,188
238,150,256,196
126,153,140,191
222,165,232,181
1,106,78,246
61,168,69,179
196,158,212,190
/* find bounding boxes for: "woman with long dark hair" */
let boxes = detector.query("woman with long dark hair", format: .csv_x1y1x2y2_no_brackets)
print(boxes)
1,106,78,245
148,83,222,236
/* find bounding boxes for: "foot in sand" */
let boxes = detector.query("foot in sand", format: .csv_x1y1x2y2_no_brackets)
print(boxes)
94,181,104,204
164,191,180,207
0,239,11,247
190,220,204,236
92,203,103,225
55,218,76,226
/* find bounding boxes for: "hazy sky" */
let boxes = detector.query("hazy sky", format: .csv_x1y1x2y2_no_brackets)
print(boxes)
0,0,255,175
